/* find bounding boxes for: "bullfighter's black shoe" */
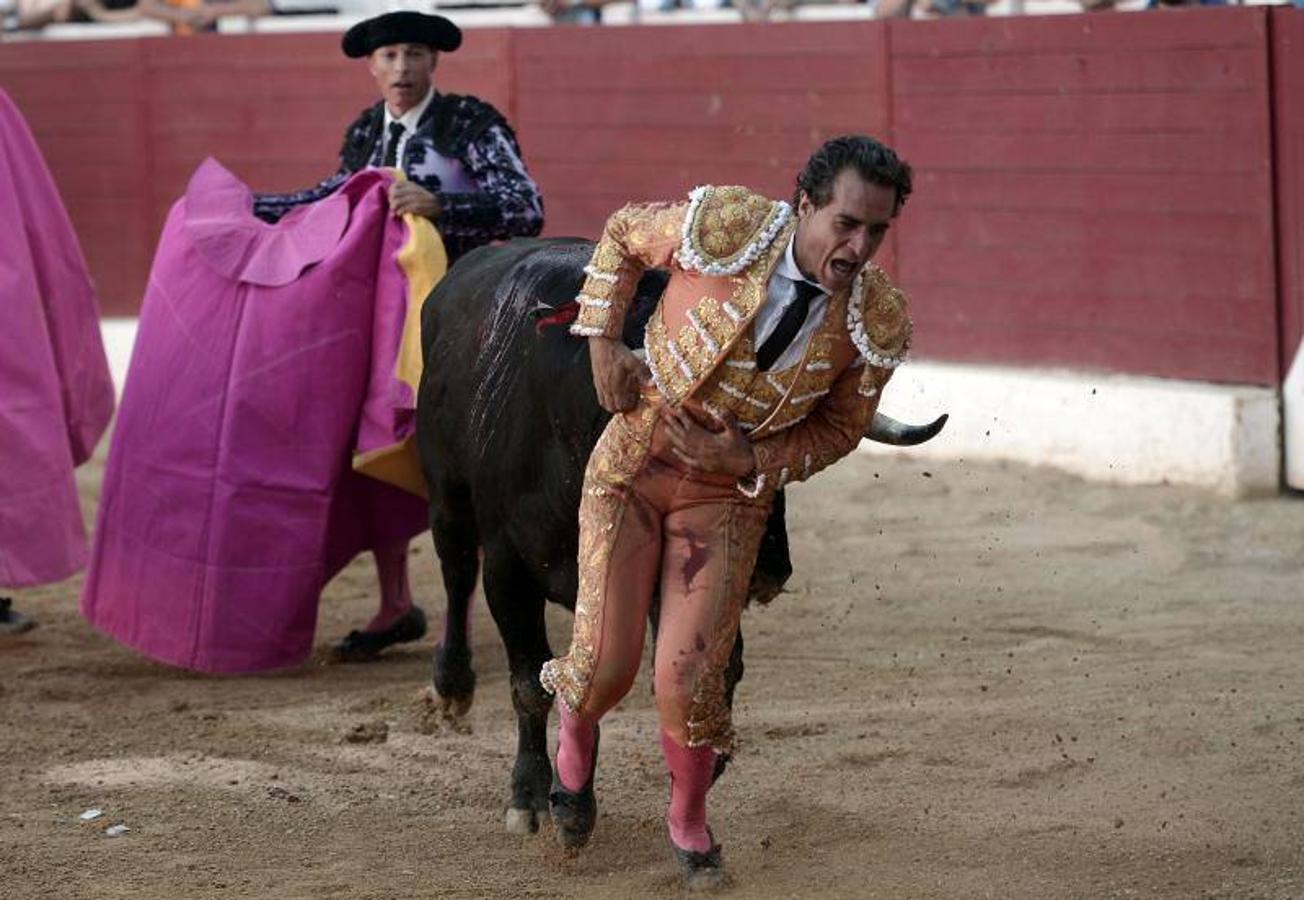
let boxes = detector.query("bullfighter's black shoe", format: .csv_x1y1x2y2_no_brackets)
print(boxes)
549,724,600,851
0,598,35,635
333,604,427,661
669,832,728,892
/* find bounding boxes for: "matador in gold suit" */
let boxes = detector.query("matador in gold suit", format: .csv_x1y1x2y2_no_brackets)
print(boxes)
540,136,914,888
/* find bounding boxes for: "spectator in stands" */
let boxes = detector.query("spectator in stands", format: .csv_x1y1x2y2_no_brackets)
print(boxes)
1,0,267,32
735,0,861,23
2,0,69,30
923,0,994,13
877,0,994,16
539,0,738,24
540,0,610,23
1147,0,1229,8
75,0,208,29
540,0,609,25
0,0,121,30
186,0,276,32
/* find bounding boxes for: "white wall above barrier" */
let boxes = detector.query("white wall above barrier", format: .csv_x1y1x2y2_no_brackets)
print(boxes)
866,359,1280,498
1282,337,1304,490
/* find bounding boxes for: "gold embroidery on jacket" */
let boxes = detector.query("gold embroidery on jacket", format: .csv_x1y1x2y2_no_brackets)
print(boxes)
682,186,791,275
853,265,912,397
644,220,794,404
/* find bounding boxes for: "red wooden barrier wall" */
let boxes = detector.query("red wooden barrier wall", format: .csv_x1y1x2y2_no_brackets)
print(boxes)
3,40,153,317
1,9,1298,387
889,9,1279,385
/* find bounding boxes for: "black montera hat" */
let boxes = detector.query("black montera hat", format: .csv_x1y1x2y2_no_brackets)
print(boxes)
341,12,462,58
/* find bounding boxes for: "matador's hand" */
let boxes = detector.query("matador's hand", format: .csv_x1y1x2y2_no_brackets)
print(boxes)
660,406,757,477
389,181,442,221
589,336,649,413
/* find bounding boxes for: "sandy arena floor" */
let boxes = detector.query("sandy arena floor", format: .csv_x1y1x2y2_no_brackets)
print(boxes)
2,450,1303,899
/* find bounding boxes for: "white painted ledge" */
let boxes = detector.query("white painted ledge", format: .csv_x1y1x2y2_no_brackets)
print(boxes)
102,318,138,401
866,359,1281,498
1282,336,1304,490
102,319,1282,496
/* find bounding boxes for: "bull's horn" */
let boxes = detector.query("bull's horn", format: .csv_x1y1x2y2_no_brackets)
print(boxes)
867,411,948,446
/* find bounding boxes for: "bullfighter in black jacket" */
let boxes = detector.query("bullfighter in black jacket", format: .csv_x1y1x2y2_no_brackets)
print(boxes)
256,11,544,660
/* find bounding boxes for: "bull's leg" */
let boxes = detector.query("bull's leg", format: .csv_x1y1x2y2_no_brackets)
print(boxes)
747,490,793,605
429,488,479,717
481,541,554,835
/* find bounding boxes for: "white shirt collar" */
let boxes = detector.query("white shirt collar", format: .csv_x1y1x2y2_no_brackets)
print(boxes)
384,87,436,132
778,235,825,294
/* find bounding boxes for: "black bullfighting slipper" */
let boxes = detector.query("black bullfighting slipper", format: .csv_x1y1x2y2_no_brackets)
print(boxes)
333,604,427,662
0,598,35,635
669,831,728,893
549,724,600,851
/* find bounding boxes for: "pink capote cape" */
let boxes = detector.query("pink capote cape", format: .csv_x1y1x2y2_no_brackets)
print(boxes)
0,88,114,588
81,159,444,673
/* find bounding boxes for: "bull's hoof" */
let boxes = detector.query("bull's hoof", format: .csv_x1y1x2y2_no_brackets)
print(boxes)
711,753,730,785
438,691,474,720
505,806,541,835
333,605,427,662
671,838,729,893
415,686,474,735
432,641,476,711
745,572,787,607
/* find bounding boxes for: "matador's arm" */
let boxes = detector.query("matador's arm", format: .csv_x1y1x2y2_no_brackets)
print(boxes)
569,200,688,340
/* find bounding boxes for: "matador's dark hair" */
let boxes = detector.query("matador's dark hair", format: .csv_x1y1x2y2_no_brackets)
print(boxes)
794,135,913,215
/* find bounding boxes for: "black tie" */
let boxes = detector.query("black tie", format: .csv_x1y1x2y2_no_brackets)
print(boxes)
382,121,405,168
756,279,823,371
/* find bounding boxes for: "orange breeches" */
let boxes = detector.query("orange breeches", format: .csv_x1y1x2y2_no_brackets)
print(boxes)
541,399,771,753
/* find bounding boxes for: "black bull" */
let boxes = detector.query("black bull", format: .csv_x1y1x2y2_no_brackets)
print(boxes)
415,238,944,834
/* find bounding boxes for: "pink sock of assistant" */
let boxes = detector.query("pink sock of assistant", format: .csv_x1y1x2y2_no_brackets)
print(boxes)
661,729,717,853
368,543,413,632
556,703,598,792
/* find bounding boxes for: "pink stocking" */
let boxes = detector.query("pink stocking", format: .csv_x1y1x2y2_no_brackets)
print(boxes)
556,703,598,792
661,730,717,853
367,542,413,632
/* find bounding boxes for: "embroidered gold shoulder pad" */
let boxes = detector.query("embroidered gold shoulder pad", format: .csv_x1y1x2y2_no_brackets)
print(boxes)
677,185,792,277
847,265,912,369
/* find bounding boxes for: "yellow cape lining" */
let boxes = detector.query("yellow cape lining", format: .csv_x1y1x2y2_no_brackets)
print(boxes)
352,173,448,499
